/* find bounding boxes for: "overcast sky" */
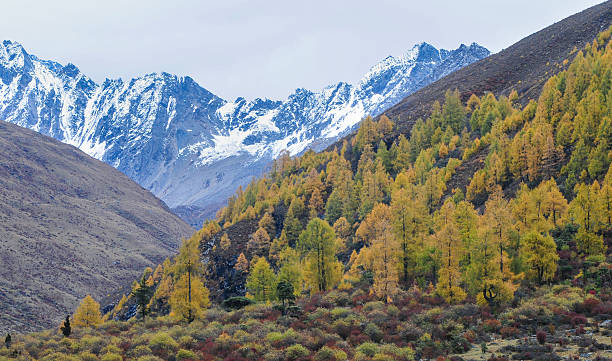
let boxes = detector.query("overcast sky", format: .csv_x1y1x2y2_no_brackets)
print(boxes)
1,0,604,100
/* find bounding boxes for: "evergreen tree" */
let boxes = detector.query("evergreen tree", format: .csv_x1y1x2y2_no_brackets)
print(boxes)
258,211,276,237
277,247,303,297
60,316,71,337
247,227,271,256
276,279,296,312
543,178,568,227
132,276,153,321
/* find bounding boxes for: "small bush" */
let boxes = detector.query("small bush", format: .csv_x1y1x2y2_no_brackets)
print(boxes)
315,346,336,361
136,357,164,361
148,332,178,353
77,352,99,361
333,349,348,361
499,327,519,339
128,345,152,358
356,342,378,357
100,353,122,361
536,330,546,345
482,319,501,333
222,296,255,310
285,344,309,360
176,349,196,360
364,323,383,342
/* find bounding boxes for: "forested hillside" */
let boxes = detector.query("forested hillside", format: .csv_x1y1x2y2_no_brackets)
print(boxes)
3,14,612,361
173,24,612,308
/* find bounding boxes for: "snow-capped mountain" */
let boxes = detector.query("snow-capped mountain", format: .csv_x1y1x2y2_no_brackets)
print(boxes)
0,40,489,226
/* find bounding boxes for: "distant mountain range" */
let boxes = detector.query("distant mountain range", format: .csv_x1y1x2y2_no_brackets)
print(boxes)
0,40,489,226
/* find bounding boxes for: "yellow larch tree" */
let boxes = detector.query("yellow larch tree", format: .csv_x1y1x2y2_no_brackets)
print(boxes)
542,178,568,227
72,295,102,328
234,252,249,273
433,200,466,304
391,184,428,287
169,272,210,322
362,203,400,301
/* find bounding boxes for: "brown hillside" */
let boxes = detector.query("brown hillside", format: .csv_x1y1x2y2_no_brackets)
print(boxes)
0,121,193,332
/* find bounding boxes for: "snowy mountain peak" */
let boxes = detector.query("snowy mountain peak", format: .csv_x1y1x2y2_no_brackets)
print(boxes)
0,40,32,73
0,40,489,225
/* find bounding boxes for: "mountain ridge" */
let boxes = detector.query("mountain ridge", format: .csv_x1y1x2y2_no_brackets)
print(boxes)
373,0,612,136
0,40,489,226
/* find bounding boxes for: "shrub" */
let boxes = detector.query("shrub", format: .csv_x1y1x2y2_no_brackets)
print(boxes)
379,344,415,361
100,353,122,361
222,297,255,310
263,349,285,361
499,327,519,339
237,342,265,358
372,353,393,361
364,323,383,342
176,349,196,360
333,349,348,361
330,307,351,319
315,346,336,361
363,301,385,313
285,344,309,360
536,330,546,345
571,314,587,327
80,336,106,355
127,345,152,358
356,342,378,357
136,357,164,361
77,352,99,361
578,297,601,315
482,319,501,333
148,332,178,353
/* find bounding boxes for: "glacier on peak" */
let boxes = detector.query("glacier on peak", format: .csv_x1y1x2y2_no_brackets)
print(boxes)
0,40,489,226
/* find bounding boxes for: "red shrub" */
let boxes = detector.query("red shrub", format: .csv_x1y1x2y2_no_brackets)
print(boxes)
536,330,546,345
593,302,612,315
483,319,502,332
463,330,477,343
499,327,519,339
290,320,308,330
571,314,587,327
263,309,281,322
423,295,444,306
579,298,601,315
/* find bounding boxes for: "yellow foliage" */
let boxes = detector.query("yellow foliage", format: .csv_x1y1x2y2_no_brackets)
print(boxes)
73,295,102,328
169,273,210,321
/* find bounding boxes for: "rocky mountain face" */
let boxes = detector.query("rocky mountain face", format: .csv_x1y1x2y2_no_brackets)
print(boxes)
0,40,489,226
